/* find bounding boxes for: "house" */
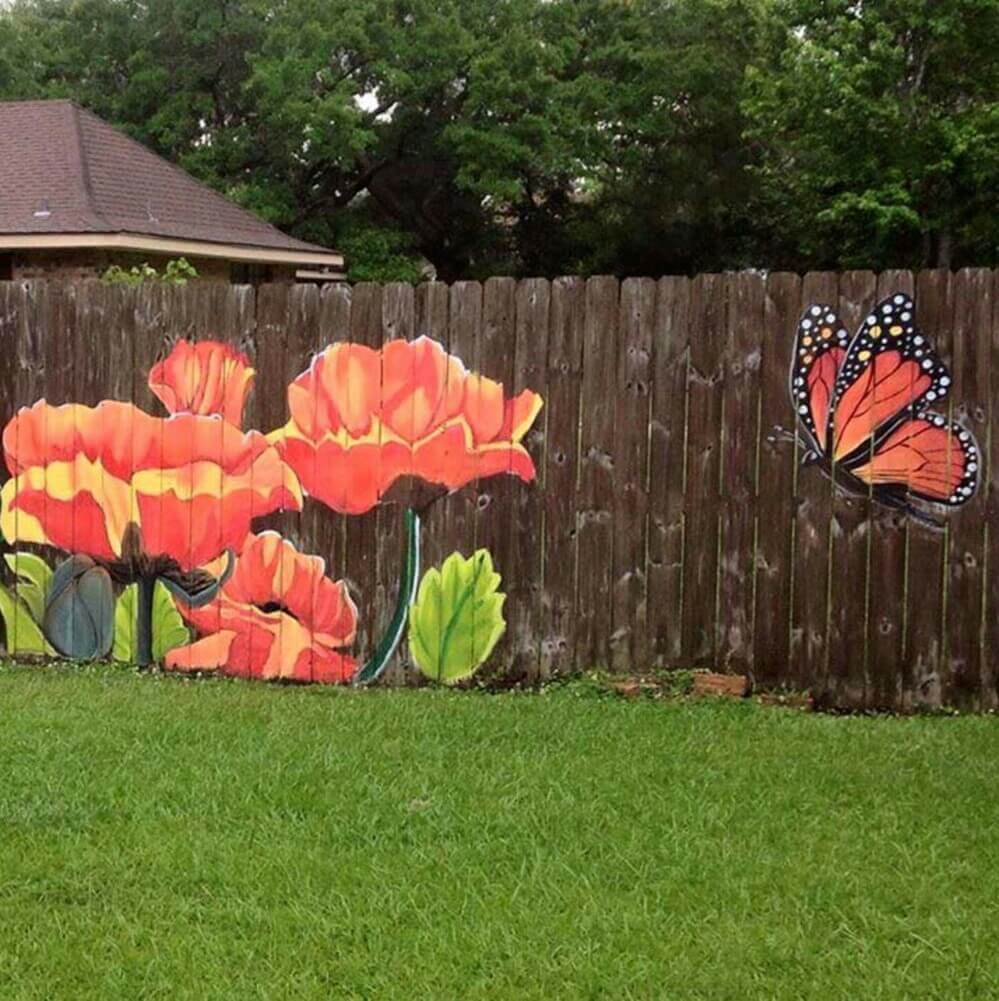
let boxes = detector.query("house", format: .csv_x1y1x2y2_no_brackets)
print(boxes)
0,100,344,284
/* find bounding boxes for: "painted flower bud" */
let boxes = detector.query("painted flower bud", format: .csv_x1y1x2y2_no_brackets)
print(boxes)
43,555,114,659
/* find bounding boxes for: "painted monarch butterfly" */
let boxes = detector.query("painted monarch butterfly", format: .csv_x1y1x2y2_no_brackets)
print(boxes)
773,293,980,527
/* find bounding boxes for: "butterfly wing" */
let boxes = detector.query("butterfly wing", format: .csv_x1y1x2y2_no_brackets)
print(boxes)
849,412,980,508
826,293,951,465
789,303,851,455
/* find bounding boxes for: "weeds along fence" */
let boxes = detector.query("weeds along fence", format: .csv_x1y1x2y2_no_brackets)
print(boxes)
0,271,996,709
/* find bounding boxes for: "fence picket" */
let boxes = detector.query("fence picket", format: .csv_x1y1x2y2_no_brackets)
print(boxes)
792,272,838,703
541,277,585,678
754,273,800,689
576,276,619,669
681,274,726,665
717,271,764,674
611,278,654,672
945,269,993,710
646,277,690,668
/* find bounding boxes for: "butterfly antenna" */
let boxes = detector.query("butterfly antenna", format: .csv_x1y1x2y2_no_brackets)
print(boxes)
768,424,807,450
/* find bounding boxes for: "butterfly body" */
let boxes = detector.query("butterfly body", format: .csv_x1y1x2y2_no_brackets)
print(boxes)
784,294,980,526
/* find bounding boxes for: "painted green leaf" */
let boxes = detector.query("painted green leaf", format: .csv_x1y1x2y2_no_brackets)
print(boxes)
4,552,53,625
408,549,506,685
43,555,115,659
113,581,190,663
0,583,55,656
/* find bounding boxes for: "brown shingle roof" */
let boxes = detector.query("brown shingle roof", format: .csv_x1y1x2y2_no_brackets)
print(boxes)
0,99,337,259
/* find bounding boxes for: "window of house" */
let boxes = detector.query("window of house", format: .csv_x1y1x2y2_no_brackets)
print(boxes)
0,255,13,281
230,262,273,285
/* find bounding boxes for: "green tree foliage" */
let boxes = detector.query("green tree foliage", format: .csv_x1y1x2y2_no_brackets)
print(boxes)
1,0,996,277
744,0,999,270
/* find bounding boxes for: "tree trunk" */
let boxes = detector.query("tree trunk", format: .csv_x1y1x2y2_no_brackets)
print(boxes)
937,229,953,270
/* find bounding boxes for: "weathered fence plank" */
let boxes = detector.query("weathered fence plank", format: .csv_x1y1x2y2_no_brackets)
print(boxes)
646,277,690,668
826,270,877,708
681,273,726,665
475,277,516,676
10,283,47,654
541,277,584,677
378,281,416,685
576,275,619,669
445,281,482,561
945,269,992,709
792,272,838,702
316,283,352,598
717,271,763,674
905,270,953,707
867,269,915,709
611,277,654,672
508,278,550,681
987,268,999,709
344,282,384,664
753,273,800,688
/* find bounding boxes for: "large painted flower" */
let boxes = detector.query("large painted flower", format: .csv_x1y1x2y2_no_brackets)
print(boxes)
270,336,544,514
165,531,358,683
148,340,255,426
0,400,302,572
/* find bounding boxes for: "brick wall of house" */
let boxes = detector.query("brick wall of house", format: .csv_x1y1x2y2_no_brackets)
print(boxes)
6,249,298,284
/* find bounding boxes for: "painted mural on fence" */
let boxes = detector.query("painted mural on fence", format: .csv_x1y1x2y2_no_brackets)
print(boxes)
776,292,980,527
0,336,543,685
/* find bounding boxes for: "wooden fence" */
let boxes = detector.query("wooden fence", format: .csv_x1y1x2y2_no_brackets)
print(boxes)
0,271,996,708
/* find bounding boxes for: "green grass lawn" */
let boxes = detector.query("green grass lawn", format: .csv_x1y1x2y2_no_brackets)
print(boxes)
1,664,998,1000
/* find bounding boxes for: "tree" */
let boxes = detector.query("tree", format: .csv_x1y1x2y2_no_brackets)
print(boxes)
744,0,999,270
563,0,777,277
243,0,611,279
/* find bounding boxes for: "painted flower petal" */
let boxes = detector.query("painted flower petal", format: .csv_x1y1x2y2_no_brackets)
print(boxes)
148,340,255,427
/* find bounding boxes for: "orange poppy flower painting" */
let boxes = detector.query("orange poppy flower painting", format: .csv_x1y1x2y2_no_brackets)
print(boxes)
0,329,544,686
1,400,300,569
272,336,543,515
166,532,358,683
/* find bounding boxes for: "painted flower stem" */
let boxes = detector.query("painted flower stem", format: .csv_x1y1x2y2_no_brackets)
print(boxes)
354,508,421,685
135,574,157,667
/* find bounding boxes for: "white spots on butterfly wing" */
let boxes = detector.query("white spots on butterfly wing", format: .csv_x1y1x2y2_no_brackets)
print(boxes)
810,305,822,317
801,319,813,331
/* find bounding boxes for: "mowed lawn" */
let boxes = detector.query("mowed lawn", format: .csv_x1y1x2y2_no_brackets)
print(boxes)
1,665,999,1000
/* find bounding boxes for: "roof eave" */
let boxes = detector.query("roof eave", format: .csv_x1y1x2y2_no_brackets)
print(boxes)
0,231,344,269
